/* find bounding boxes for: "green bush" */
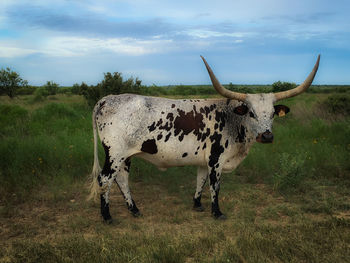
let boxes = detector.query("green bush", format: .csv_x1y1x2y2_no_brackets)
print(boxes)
307,85,350,93
57,86,73,94
0,67,28,98
272,81,297,92
0,104,28,126
322,94,350,115
32,86,49,102
16,85,36,95
82,85,102,107
82,72,142,107
273,152,306,192
71,83,81,95
43,81,59,96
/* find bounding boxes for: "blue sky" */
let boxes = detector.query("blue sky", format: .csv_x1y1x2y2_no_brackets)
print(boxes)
0,0,349,86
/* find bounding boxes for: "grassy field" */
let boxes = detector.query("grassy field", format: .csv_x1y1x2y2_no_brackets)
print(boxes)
0,92,349,262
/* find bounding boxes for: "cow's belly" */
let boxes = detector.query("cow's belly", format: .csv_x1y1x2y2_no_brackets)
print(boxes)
135,151,206,170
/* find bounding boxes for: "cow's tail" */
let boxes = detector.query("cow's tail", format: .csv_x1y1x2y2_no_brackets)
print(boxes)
87,105,102,202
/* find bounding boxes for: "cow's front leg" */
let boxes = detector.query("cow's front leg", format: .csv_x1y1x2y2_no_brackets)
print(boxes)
193,166,208,212
114,158,141,217
208,167,226,220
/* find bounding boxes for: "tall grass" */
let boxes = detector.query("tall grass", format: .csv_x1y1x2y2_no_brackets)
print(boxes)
0,101,97,202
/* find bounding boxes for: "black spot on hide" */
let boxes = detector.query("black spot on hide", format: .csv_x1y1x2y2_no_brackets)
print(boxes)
124,158,131,172
157,133,163,140
156,119,163,126
101,142,116,179
182,152,188,158
208,132,224,168
96,101,106,116
235,125,246,143
148,122,156,132
166,113,174,121
174,109,205,137
215,110,226,132
165,132,171,142
141,139,158,154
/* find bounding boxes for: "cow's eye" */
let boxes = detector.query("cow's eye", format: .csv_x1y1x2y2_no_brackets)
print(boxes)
249,112,255,118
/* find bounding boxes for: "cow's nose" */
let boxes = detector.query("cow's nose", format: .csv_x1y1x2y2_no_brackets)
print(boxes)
261,131,273,143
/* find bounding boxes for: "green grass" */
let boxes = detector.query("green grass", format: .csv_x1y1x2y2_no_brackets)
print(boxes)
0,93,350,262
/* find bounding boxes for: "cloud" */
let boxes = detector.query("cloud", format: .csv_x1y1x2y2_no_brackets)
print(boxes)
5,4,176,39
184,29,248,39
0,36,174,58
44,36,174,56
0,46,37,58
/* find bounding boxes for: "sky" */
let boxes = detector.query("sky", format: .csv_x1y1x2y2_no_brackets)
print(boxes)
0,0,349,86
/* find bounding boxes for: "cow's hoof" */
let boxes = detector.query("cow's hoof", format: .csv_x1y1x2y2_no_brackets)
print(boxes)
213,213,227,220
216,214,227,220
104,218,113,224
131,210,142,217
193,205,205,212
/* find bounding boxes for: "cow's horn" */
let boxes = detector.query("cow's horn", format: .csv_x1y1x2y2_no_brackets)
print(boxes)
274,54,320,101
201,56,247,101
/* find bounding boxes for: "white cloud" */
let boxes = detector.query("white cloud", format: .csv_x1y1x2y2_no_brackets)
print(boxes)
43,36,174,56
184,29,249,39
0,46,37,58
0,36,174,58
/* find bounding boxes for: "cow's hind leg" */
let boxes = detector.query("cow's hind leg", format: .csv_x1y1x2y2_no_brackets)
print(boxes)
114,157,141,217
98,174,113,223
208,166,226,220
98,142,116,223
193,166,208,212
99,146,140,221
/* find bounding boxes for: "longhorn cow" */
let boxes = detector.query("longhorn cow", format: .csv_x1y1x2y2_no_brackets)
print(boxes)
89,55,320,223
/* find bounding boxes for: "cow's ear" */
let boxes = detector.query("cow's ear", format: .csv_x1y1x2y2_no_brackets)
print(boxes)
274,105,290,117
234,105,249,115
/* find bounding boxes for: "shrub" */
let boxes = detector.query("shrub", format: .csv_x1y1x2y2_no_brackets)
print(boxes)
0,67,28,98
71,83,81,95
273,152,306,192
16,85,36,95
82,72,142,107
82,85,101,107
272,81,297,92
78,82,89,96
57,86,73,94
0,104,28,124
31,87,48,102
322,94,350,116
43,81,59,96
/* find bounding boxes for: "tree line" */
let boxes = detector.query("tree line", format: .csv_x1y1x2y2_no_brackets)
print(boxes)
1,67,349,107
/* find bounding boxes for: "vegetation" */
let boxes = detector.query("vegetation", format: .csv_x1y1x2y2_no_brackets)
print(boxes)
79,72,142,106
0,67,28,98
0,90,349,262
322,93,350,115
272,81,297,92
1,66,349,102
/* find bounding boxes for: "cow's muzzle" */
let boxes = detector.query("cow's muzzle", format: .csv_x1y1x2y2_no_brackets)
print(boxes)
256,131,274,143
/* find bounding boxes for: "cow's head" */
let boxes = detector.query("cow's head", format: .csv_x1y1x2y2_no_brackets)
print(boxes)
201,55,320,143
